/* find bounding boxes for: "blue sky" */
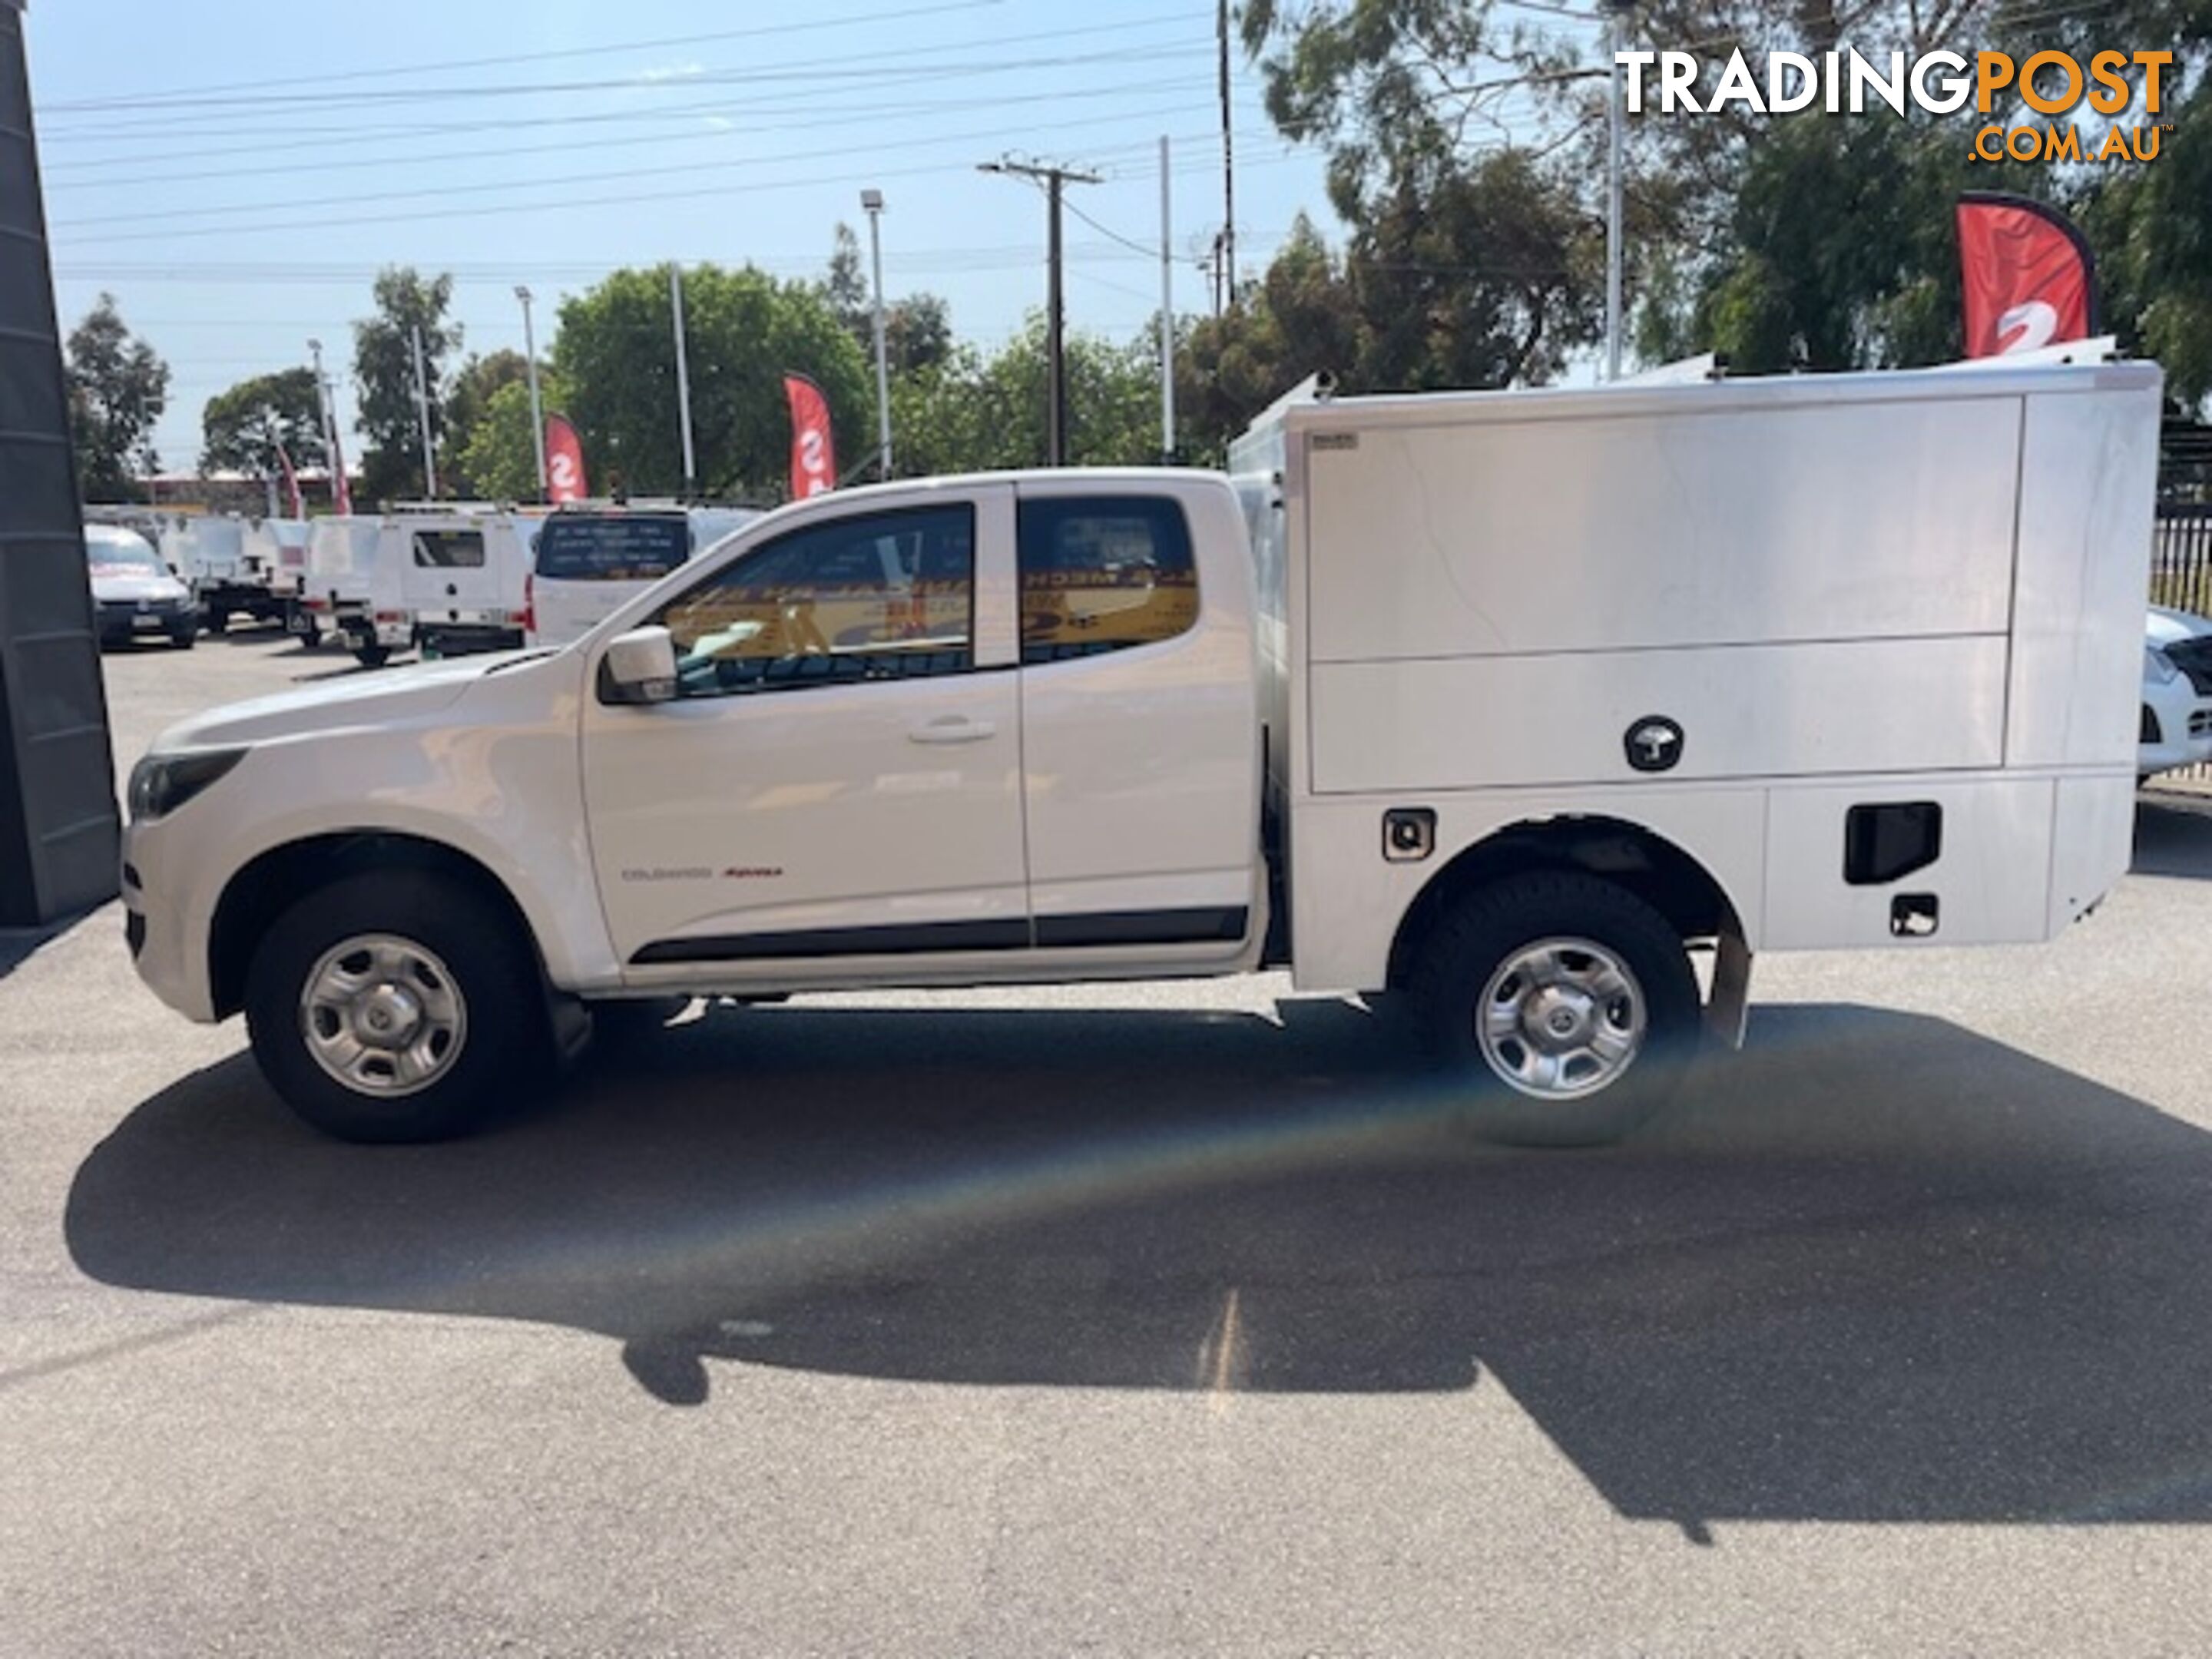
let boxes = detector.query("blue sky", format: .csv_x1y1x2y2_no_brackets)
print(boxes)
27,0,1356,469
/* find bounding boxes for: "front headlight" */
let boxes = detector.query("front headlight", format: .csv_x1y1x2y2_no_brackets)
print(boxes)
127,748,247,823
2146,645,2180,686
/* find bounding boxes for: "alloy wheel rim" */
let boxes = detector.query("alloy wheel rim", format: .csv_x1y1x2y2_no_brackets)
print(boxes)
299,933,468,1098
1475,936,1647,1101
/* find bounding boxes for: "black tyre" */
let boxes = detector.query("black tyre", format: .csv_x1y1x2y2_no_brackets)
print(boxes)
244,870,550,1143
1406,871,1700,1147
353,643,391,669
205,608,229,635
170,626,197,649
298,624,323,651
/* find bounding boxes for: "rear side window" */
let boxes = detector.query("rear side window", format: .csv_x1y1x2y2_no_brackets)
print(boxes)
536,516,690,581
1018,495,1198,664
412,529,485,568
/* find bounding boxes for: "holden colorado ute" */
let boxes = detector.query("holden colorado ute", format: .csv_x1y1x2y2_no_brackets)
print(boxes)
121,356,2161,1144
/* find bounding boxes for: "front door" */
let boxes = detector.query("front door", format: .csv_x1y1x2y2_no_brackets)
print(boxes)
582,488,1027,975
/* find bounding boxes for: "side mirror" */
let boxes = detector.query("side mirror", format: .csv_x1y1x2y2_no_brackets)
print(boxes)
597,624,678,706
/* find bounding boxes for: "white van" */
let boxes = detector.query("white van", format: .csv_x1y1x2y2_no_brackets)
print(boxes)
374,506,533,659
121,356,2161,1144
84,523,195,649
525,505,760,647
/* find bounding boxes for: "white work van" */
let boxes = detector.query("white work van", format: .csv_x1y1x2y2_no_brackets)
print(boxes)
376,505,534,660
120,358,2161,1145
525,504,760,648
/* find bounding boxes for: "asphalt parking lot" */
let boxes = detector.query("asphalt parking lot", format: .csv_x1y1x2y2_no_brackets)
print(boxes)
7,627,2212,1655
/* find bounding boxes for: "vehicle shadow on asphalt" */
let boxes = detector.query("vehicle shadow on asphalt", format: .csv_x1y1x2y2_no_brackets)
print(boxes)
64,997,2212,1529
2134,792,2212,878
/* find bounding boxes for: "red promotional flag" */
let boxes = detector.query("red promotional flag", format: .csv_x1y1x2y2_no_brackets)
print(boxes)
785,373,836,499
1956,191,2098,359
545,412,588,504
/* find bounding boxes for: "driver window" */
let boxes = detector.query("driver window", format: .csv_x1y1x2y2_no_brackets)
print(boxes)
656,504,974,698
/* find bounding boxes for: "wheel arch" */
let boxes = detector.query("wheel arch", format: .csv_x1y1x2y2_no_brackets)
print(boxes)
208,831,543,1020
1386,814,1749,993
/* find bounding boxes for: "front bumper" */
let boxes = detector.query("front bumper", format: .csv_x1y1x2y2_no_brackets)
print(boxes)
96,599,194,641
2142,683,2212,777
120,825,217,1022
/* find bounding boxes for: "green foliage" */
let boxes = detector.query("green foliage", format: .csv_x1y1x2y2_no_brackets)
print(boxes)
65,293,169,501
822,224,955,379
1244,0,2212,409
200,367,323,478
1618,2,2209,395
455,377,561,505
2083,56,2212,407
1241,4,1602,395
352,267,459,502
891,318,1167,477
555,263,869,497
442,349,535,498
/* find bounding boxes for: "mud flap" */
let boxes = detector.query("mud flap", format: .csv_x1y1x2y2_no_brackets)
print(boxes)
1705,926,1753,1050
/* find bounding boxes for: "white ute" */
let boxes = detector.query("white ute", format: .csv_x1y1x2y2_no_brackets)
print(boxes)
122,358,2163,1144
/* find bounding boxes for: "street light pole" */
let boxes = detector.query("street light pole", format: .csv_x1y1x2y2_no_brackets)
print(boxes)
861,189,892,480
307,336,337,507
515,285,548,502
409,324,438,497
1606,0,1633,380
670,264,697,498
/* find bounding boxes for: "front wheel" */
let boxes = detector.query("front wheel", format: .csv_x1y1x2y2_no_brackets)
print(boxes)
244,871,550,1142
1406,872,1700,1147
353,643,391,669
169,627,197,650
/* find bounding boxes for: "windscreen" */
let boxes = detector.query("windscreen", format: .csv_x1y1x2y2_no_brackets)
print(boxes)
535,515,690,582
83,528,161,576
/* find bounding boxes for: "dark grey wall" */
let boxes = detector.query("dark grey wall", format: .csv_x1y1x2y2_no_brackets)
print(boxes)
0,0,120,925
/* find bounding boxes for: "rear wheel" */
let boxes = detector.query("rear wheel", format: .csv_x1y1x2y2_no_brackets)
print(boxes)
1406,872,1700,1147
244,870,550,1142
353,643,391,669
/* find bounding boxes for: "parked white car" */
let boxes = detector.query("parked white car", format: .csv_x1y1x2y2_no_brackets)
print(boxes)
2142,604,2212,779
121,359,2161,1147
84,523,196,649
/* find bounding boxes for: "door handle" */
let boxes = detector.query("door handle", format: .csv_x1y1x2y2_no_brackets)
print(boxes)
909,715,995,744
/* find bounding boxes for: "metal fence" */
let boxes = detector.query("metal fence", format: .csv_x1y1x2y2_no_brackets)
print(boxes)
2155,504,2212,616
2153,503,2212,784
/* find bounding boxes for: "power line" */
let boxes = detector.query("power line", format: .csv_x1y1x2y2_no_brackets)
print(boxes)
41,14,1210,134
45,75,1220,194
51,129,1313,248
40,0,1008,111
49,96,1223,230
1061,198,1162,260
